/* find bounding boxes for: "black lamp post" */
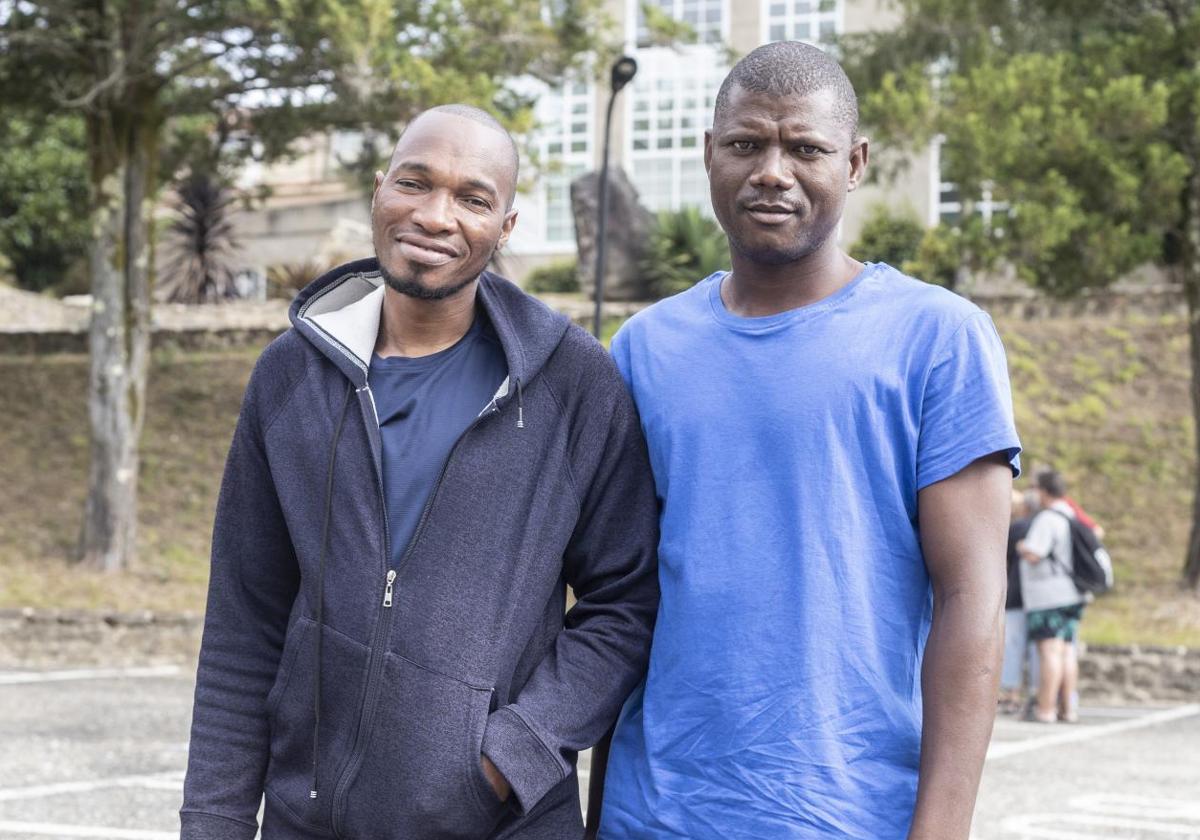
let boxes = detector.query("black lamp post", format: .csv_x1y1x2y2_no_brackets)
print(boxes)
592,55,638,339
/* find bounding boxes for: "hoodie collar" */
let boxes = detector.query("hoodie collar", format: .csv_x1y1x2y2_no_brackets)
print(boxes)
289,257,570,392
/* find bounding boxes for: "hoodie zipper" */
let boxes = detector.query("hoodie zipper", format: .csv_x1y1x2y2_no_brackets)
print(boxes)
329,393,505,836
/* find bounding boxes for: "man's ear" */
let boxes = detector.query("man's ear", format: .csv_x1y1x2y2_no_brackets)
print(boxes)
497,208,519,249
704,130,714,175
372,170,385,203
847,137,869,192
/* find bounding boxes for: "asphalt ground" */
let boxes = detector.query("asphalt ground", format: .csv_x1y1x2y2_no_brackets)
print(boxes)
0,666,1196,840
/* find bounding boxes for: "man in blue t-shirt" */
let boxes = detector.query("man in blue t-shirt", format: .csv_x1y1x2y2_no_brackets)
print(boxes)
592,41,1021,840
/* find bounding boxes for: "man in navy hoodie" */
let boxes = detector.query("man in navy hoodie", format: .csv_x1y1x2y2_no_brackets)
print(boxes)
181,105,660,840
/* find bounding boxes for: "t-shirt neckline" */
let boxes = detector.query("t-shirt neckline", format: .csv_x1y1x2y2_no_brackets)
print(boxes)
370,316,483,372
707,262,878,334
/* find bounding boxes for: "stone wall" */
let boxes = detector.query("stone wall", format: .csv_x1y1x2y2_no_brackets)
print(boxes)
1078,643,1200,704
0,608,202,668
2,608,1196,704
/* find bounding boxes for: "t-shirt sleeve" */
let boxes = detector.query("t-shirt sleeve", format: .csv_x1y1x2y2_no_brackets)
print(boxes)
1021,511,1056,560
916,311,1022,490
609,323,635,390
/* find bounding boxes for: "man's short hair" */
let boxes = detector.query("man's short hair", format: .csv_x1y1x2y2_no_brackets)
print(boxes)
713,41,859,142
1035,468,1067,499
396,104,521,202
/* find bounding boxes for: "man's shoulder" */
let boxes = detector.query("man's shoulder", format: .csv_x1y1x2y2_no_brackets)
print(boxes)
614,273,718,346
866,262,983,325
543,322,626,395
247,328,323,406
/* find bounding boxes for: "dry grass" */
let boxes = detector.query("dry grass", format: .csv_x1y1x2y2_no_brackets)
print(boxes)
996,311,1200,646
0,348,255,613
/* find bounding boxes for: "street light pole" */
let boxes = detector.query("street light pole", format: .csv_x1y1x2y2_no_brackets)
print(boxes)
592,55,638,340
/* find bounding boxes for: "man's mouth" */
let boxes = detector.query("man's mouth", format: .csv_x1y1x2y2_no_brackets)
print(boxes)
743,203,798,226
395,235,459,267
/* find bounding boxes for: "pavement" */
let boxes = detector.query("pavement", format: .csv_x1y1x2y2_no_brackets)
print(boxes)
0,666,1197,839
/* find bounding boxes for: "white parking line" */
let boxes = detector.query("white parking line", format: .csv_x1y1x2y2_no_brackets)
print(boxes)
0,666,182,685
0,821,175,839
1001,811,1200,838
0,772,183,802
987,703,1200,760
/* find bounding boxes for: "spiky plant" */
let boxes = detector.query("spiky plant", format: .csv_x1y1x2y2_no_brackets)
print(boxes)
161,173,239,303
640,207,731,299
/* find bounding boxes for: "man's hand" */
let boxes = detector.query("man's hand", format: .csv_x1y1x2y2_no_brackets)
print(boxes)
1016,540,1041,564
481,755,511,803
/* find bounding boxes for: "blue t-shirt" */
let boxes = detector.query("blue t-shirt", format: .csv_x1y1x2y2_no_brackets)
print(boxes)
601,264,1021,839
368,315,507,565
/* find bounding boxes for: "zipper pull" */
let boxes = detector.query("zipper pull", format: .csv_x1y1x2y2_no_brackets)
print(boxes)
382,569,396,607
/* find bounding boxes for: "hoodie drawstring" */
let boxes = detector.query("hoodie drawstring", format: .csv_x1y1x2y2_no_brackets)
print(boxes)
311,383,354,800
515,377,524,429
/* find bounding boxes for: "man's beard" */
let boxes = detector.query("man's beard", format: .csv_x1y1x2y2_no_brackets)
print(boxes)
378,263,479,300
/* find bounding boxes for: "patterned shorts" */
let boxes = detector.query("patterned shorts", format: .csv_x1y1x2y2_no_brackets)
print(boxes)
1027,603,1085,643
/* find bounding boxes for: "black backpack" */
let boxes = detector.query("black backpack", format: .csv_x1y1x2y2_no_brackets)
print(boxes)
1046,509,1114,596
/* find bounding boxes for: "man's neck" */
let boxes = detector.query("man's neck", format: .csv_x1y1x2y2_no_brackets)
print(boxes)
722,244,863,318
374,281,479,359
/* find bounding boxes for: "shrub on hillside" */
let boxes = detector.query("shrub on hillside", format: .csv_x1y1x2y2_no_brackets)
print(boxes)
850,205,924,269
641,207,730,299
525,260,579,294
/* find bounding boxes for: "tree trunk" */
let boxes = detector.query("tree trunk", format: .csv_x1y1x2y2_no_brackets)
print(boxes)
78,116,155,573
1183,167,1200,590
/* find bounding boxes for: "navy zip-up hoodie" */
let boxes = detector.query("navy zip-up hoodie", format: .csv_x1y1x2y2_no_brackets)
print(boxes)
181,259,660,839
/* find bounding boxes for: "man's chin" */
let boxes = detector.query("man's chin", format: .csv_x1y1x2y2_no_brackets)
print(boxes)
378,264,477,301
729,230,828,267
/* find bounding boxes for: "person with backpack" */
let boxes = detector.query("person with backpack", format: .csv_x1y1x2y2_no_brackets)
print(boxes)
1018,469,1087,723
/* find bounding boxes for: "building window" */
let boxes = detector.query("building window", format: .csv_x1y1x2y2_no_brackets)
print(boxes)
762,0,842,45
626,46,724,212
637,0,726,46
932,138,1008,228
937,181,1008,228
529,79,595,244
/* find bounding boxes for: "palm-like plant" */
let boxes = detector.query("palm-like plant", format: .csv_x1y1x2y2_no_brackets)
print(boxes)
161,173,239,303
640,207,731,299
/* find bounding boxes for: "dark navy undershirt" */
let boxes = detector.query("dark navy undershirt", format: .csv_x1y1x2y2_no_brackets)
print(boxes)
368,315,507,568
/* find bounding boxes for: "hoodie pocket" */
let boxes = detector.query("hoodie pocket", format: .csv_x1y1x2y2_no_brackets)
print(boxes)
338,652,507,839
264,617,370,831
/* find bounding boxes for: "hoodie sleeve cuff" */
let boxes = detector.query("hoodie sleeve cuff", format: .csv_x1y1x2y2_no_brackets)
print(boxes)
481,706,566,815
180,810,259,840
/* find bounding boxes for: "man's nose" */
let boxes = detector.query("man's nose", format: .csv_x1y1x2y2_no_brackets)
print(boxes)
409,191,455,235
748,147,795,191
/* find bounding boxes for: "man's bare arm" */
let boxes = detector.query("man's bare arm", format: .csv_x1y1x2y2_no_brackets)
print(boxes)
909,453,1012,840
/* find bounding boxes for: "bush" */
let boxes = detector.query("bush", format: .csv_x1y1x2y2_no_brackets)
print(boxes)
641,207,730,299
0,115,92,294
525,260,579,294
850,205,925,269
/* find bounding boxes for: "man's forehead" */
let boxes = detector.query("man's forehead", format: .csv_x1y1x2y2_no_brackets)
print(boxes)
715,86,841,129
392,113,506,162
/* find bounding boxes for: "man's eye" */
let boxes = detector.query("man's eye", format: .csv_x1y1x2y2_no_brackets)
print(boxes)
731,140,756,152
796,145,824,155
395,179,422,190
464,196,491,209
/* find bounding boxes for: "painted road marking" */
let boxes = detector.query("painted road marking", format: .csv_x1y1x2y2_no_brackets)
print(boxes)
0,821,175,839
999,794,1200,839
987,703,1200,760
0,771,183,802
0,666,182,685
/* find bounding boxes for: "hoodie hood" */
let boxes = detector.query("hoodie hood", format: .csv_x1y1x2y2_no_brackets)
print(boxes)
289,257,571,392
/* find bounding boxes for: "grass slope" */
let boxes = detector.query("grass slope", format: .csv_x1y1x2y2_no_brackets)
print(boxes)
0,311,1197,643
